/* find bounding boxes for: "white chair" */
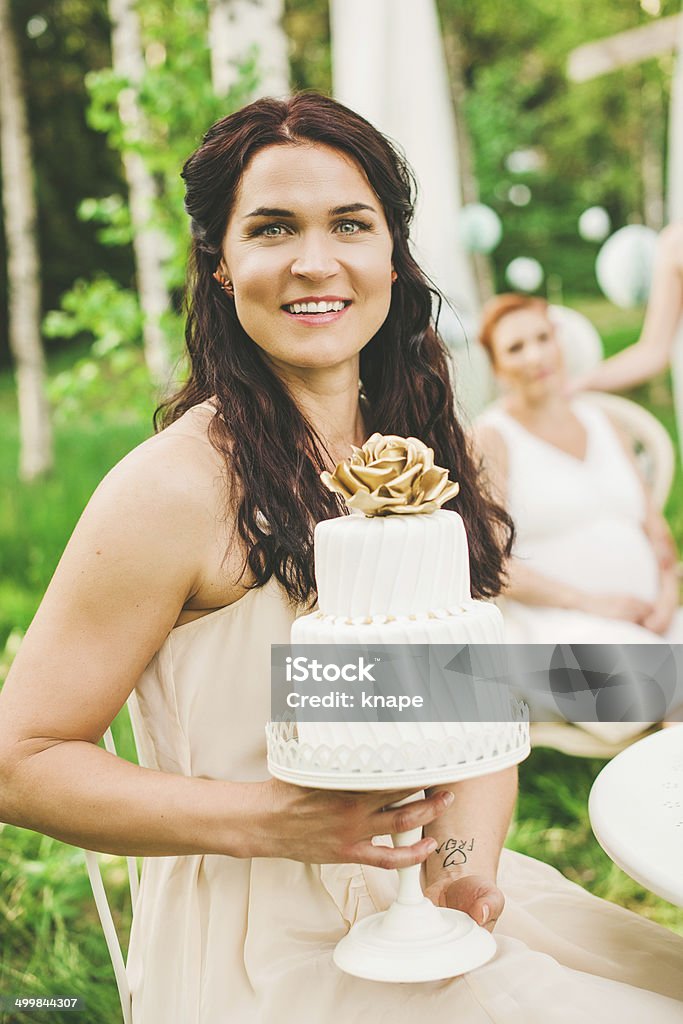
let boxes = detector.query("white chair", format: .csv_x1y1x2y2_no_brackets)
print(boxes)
83,697,142,1024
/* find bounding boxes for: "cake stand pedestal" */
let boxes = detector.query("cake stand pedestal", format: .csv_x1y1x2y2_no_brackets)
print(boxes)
332,790,495,982
266,720,529,983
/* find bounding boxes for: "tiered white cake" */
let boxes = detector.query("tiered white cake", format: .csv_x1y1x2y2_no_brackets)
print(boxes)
267,434,529,787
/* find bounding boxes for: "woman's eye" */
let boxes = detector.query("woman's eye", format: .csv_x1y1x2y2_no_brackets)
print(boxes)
254,223,290,238
336,219,370,235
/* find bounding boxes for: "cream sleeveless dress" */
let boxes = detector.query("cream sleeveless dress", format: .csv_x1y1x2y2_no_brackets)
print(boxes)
124,574,683,1022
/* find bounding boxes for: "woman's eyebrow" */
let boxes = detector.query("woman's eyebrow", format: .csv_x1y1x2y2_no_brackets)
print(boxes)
244,202,378,218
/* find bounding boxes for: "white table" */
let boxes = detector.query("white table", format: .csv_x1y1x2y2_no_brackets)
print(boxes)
589,726,683,907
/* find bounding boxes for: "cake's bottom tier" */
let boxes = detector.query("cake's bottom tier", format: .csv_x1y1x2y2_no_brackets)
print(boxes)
285,600,527,775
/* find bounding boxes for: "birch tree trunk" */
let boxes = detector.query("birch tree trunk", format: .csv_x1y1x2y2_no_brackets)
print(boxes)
108,0,172,385
0,0,53,480
208,0,289,99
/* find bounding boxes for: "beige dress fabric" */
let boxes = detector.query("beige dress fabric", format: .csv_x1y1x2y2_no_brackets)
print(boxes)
125,576,683,1023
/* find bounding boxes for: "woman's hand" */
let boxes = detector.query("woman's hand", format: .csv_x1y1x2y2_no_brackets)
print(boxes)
251,778,455,868
423,873,505,933
575,591,653,624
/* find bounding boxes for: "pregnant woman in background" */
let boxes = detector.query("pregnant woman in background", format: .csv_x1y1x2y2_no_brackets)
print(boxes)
473,293,683,739
0,97,681,1022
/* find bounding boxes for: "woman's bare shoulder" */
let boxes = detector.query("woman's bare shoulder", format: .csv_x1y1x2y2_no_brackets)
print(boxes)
99,405,229,513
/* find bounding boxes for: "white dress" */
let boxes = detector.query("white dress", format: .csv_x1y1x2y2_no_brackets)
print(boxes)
477,400,683,741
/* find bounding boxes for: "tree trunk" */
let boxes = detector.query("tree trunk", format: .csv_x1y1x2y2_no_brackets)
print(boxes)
208,0,289,99
108,0,172,386
442,27,495,305
0,0,53,480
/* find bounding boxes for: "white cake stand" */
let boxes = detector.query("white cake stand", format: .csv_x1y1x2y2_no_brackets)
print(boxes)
266,717,530,983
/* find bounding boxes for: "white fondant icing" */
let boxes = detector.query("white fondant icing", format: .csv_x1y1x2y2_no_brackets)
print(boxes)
314,509,471,618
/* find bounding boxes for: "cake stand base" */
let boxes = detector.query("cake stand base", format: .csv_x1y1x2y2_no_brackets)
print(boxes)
332,896,496,983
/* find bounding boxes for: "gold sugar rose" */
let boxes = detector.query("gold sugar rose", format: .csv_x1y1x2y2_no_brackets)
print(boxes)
321,433,460,516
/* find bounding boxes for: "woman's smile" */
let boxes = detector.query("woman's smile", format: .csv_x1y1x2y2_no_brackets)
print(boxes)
281,295,353,327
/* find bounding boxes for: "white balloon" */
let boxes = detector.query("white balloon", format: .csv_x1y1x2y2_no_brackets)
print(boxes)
547,305,604,379
508,184,531,207
578,206,611,242
595,225,657,308
505,257,544,292
458,203,503,254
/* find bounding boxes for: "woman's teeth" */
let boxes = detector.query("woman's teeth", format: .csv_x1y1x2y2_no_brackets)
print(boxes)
285,301,346,314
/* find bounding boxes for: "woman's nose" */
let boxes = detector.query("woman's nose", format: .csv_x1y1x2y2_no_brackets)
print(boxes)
523,342,543,367
290,233,340,279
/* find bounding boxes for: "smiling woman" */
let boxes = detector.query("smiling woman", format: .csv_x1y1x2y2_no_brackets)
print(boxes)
0,95,682,1024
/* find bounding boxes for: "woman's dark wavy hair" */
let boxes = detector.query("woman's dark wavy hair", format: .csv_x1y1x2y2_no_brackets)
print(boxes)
155,91,513,608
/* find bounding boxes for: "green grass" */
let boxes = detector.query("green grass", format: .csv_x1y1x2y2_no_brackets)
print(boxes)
1,305,682,1022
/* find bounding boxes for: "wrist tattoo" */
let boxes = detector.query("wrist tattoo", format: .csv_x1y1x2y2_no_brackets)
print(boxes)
431,837,475,869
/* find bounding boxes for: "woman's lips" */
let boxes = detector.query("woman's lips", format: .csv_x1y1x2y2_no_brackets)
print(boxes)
281,304,351,326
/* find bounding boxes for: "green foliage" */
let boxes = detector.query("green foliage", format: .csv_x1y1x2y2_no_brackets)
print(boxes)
78,194,133,247
43,0,259,411
44,276,142,348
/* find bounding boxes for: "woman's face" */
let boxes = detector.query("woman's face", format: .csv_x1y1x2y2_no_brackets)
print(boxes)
489,307,564,399
220,142,394,374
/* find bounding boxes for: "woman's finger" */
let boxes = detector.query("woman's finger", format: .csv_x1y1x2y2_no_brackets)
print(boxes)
367,787,429,810
374,789,454,833
350,836,437,871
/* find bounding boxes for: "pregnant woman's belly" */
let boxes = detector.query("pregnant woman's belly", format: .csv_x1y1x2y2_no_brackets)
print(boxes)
516,519,659,605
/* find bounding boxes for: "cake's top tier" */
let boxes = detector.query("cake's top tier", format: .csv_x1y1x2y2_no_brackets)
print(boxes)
321,433,459,517
314,508,471,618
316,433,467,618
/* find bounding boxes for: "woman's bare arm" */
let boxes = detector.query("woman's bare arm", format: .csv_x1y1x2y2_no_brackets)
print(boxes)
572,223,683,394
423,767,518,887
